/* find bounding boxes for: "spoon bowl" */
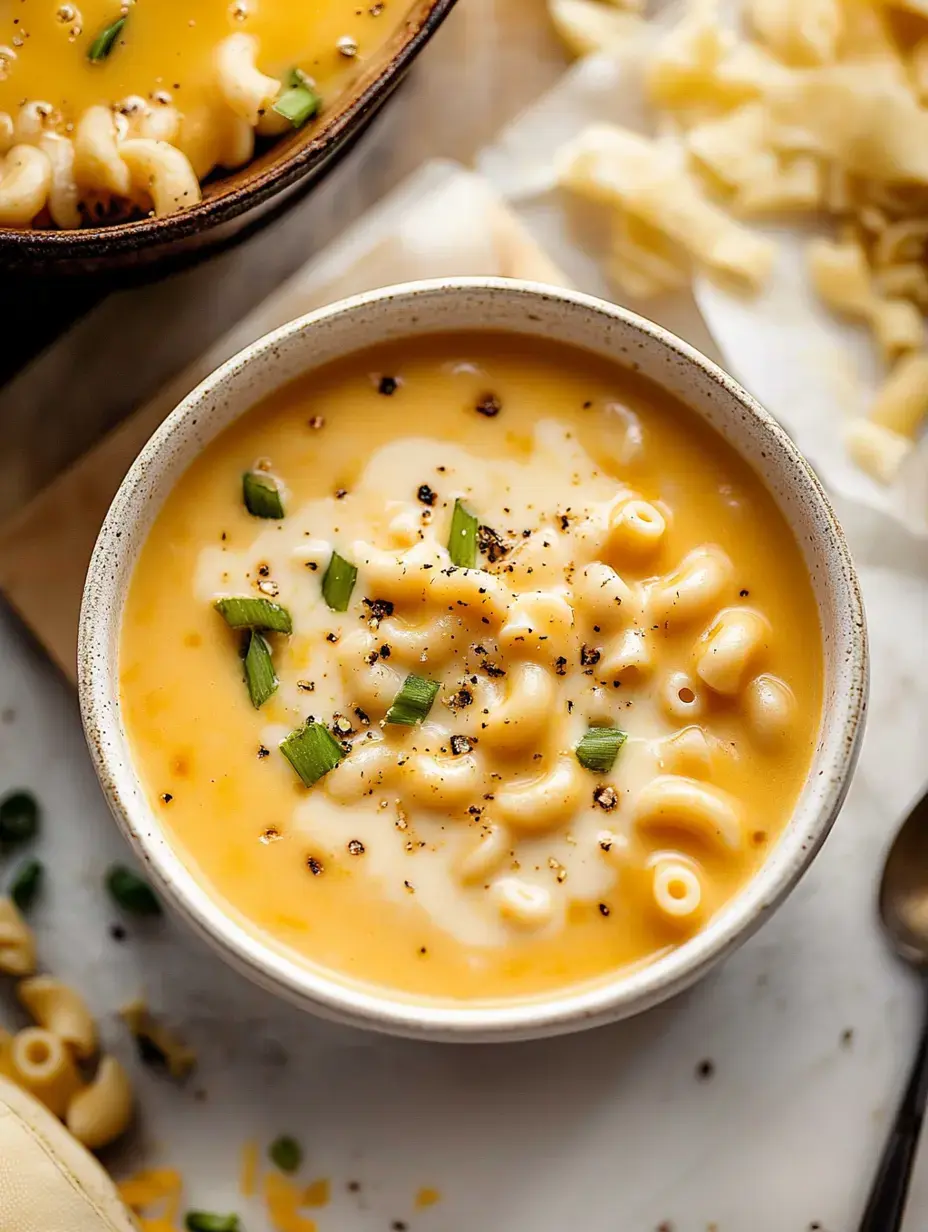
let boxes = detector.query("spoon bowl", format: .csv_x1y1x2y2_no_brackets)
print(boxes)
879,792,928,968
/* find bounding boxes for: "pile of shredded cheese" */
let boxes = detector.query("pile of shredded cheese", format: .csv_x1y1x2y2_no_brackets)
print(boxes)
549,0,928,484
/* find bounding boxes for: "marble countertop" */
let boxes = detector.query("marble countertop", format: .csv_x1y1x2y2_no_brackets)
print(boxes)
2,1,928,1225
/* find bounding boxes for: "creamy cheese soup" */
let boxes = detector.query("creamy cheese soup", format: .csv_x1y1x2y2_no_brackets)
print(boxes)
120,334,823,1004
0,0,409,228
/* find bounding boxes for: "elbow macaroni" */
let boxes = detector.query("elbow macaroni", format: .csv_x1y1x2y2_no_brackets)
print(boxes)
65,1057,134,1152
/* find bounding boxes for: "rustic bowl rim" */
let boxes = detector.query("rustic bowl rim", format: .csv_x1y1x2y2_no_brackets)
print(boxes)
78,278,868,1042
0,0,457,262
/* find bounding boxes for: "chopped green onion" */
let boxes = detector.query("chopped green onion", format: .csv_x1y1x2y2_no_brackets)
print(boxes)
272,70,321,128
243,470,285,518
87,15,126,62
280,721,345,787
0,790,39,847
448,498,478,568
575,726,627,774
10,858,43,912
214,597,292,634
385,674,440,726
269,1134,303,1173
321,551,357,612
106,865,162,917
243,631,277,709
184,1214,241,1232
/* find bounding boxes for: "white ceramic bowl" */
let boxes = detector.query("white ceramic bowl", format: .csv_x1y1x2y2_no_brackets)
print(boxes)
78,278,868,1043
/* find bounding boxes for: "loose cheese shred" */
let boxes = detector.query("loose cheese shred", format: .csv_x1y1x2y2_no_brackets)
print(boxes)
264,1171,318,1232
239,1140,259,1199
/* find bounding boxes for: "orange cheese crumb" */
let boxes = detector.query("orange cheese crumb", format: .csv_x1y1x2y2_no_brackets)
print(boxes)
118,1168,183,1232
264,1170,318,1232
302,1177,331,1208
240,1140,259,1198
416,1186,441,1209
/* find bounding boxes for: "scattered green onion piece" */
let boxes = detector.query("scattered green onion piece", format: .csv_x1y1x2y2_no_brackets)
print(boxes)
385,674,440,726
448,498,478,568
272,70,321,128
184,1214,241,1232
321,551,357,612
10,858,43,912
243,470,285,519
87,15,126,62
214,597,292,634
280,722,345,787
575,726,627,774
269,1134,303,1174
243,631,278,709
0,790,39,847
106,865,162,917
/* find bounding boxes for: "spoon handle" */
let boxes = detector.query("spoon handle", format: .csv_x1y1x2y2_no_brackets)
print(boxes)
858,980,928,1231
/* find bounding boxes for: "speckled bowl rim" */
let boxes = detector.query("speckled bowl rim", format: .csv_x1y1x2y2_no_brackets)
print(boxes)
78,278,868,1043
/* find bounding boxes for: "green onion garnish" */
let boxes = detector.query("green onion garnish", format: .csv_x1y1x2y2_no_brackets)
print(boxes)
214,597,292,634
280,721,345,787
88,15,126,62
0,790,39,847
243,470,285,518
448,498,478,568
575,726,627,774
243,631,277,709
273,69,322,128
385,674,440,726
269,1134,303,1173
106,865,162,917
321,551,357,612
184,1214,241,1232
10,858,43,912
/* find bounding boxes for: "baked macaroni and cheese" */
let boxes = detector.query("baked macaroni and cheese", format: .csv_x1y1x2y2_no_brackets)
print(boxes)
120,333,823,1002
0,0,409,228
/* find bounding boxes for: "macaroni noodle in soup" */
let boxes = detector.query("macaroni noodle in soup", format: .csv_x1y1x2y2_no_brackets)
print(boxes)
0,0,409,228
120,334,823,1003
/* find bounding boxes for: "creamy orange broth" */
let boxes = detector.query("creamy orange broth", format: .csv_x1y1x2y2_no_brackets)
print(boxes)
120,334,822,1004
0,1,404,124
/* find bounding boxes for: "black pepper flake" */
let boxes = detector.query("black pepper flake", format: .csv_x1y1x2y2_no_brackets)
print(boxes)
477,524,510,563
696,1059,715,1081
347,839,365,855
378,375,398,395
582,400,593,409
308,415,325,429
554,656,568,677
326,632,339,644
841,1027,854,1048
306,856,325,876
559,514,570,531
475,392,501,418
297,680,315,692
354,706,370,725
521,528,531,538
403,880,414,893
598,836,613,852
369,2,384,13
481,662,506,678
109,924,127,942
581,644,601,667
362,597,394,621
160,792,173,804
598,902,610,917
593,784,618,811
447,688,473,709
257,563,270,577
257,746,270,760
417,483,436,506
347,1181,361,1194
450,735,472,756
305,561,319,571
335,488,348,499
740,588,750,597
379,644,391,659
332,715,354,737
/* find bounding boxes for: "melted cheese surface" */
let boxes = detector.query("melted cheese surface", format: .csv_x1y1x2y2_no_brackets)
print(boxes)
120,334,823,1004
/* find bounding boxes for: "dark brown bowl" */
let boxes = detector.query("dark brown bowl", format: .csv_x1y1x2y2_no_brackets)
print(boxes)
0,0,457,278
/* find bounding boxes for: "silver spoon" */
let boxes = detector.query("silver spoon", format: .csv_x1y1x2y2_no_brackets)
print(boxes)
858,792,928,1230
